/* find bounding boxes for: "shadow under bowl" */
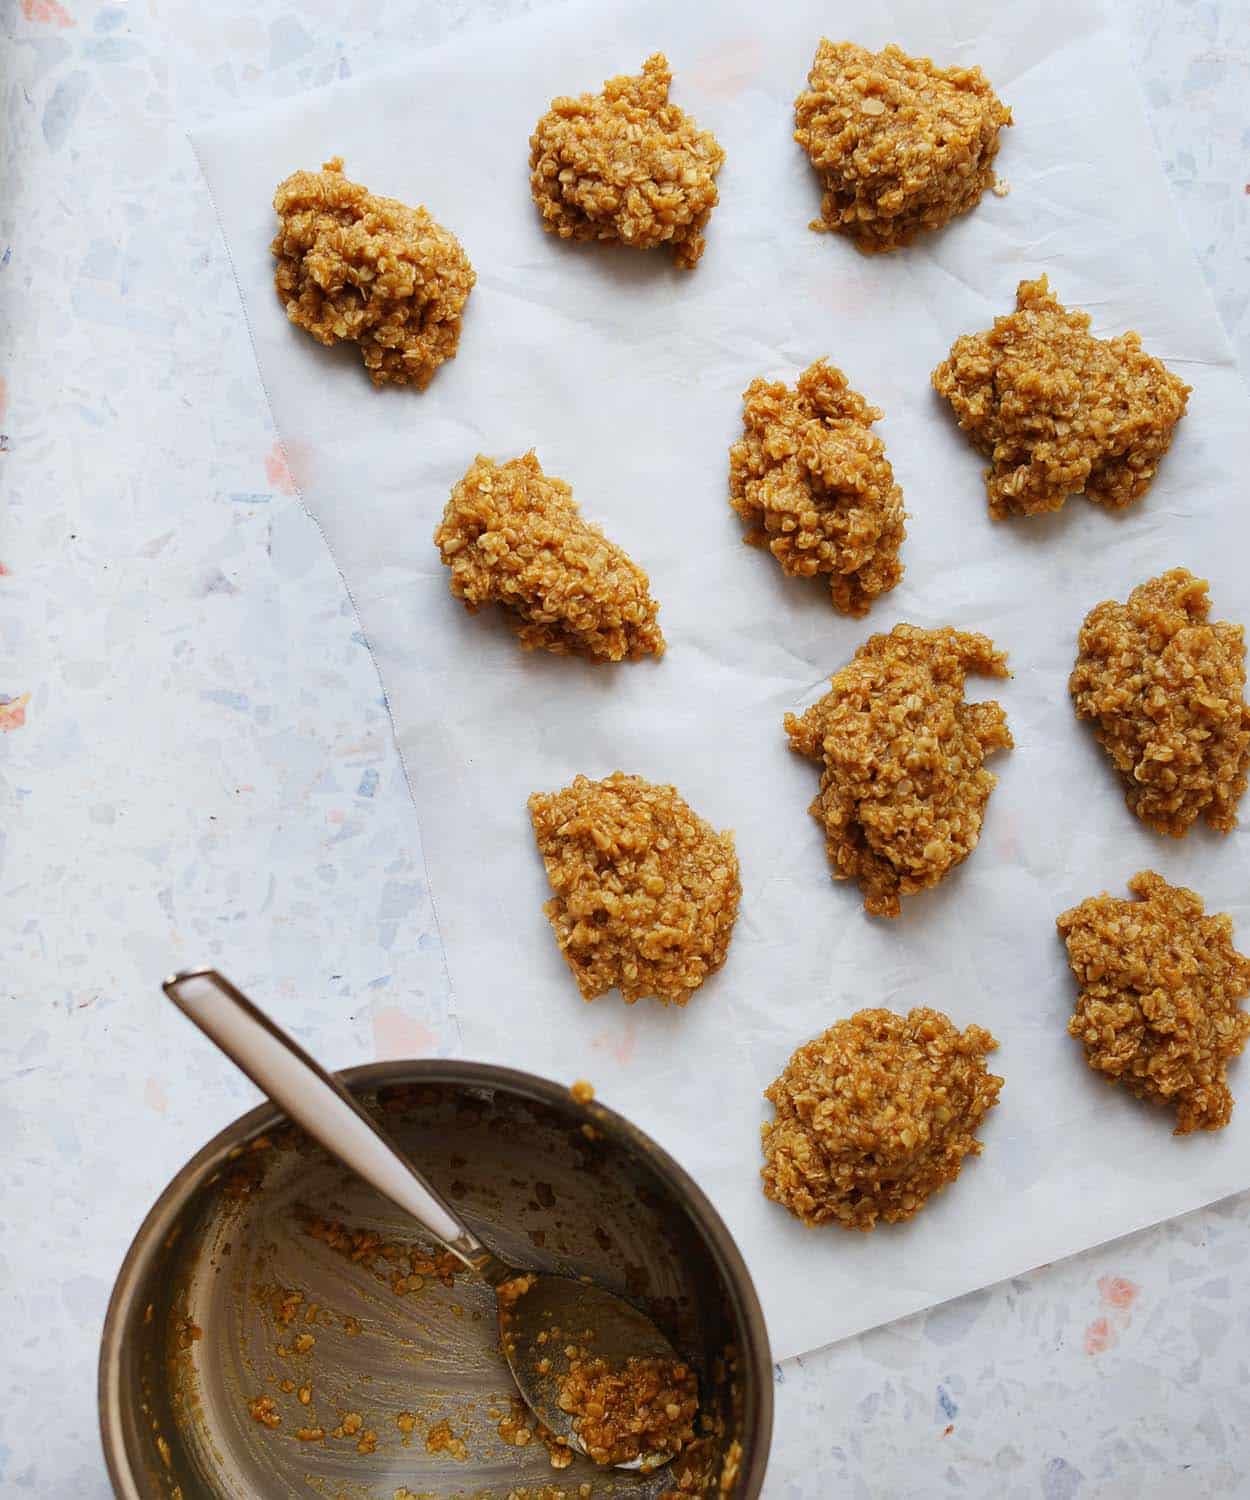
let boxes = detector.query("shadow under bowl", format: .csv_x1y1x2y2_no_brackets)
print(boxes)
99,1060,773,1499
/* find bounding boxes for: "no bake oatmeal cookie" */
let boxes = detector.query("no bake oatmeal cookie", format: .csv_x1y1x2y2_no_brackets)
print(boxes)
271,158,475,389
728,358,905,616
794,41,1011,252
1070,569,1250,836
528,772,740,1005
932,276,1191,519
1058,871,1250,1134
761,1007,1002,1230
434,452,665,662
529,53,725,269
785,625,1011,917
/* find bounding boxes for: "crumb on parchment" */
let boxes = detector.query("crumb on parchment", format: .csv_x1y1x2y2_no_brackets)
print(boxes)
794,40,1010,252
729,358,905,616
785,625,1011,917
529,772,740,1005
530,53,725,269
434,452,664,663
932,276,1190,519
761,1007,1002,1229
271,157,474,389
1058,870,1250,1134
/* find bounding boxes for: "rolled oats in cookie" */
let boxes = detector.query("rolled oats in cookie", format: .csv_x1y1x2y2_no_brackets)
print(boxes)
794,41,1011,253
1070,569,1250,837
761,1007,1002,1230
270,158,475,389
434,452,664,662
785,625,1011,917
1058,871,1250,1134
556,1354,698,1467
728,359,905,616
932,276,1191,519
528,772,740,1006
529,53,725,270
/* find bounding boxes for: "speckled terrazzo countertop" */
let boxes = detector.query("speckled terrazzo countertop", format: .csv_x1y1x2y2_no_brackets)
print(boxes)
2,2,1248,1496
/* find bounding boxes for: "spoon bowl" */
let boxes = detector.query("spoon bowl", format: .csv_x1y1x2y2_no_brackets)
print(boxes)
161,969,696,1474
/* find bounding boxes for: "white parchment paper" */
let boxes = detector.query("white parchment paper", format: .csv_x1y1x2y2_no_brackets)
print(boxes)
193,0,1250,1362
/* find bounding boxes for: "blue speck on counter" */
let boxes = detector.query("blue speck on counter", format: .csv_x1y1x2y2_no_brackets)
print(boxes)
42,71,91,151
1042,1457,1084,1500
1,247,10,267
937,1385,958,1422
200,689,250,712
357,767,379,798
350,630,368,647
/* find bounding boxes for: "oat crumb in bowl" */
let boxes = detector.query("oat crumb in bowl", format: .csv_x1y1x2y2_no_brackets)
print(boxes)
1058,871,1250,1134
248,1395,281,1428
932,275,1190,519
794,41,1010,252
570,1079,595,1104
425,1417,469,1460
530,53,725,269
435,452,664,663
785,625,1011,917
557,1354,698,1467
729,358,905,616
1070,568,1250,836
528,772,740,1005
761,1007,1002,1229
270,157,474,390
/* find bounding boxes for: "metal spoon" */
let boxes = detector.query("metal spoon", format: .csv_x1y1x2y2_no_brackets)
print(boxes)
163,968,687,1471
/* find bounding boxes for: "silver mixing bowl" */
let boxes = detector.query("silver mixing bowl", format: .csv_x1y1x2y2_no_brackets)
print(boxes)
99,1060,773,1498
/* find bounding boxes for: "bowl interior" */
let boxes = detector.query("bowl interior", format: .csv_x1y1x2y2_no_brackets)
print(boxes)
101,1062,770,1499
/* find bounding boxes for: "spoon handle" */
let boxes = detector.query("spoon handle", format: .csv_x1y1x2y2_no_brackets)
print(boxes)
163,968,483,1272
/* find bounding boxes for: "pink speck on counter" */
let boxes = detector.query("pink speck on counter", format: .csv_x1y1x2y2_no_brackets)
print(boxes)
21,0,75,25
1098,1275,1140,1312
1084,1317,1116,1356
145,1077,169,1114
372,1007,435,1060
264,440,297,495
0,692,30,732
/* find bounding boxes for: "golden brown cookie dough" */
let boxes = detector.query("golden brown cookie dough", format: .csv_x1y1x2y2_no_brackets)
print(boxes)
1070,569,1250,837
434,452,664,662
1058,871,1250,1134
1062,567,1248,840
528,772,740,1005
557,1354,698,1467
932,276,1191,519
728,359,905,616
529,53,725,270
271,158,475,389
785,625,1011,917
761,1007,1002,1230
794,41,1010,253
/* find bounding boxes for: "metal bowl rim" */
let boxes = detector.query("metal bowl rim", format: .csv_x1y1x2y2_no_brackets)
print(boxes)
98,1056,773,1499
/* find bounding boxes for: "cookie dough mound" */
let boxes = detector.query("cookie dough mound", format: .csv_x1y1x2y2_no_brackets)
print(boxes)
271,158,475,389
761,1007,1002,1230
528,772,740,1005
557,1355,698,1467
794,41,1011,253
785,626,1011,917
434,452,665,662
1070,569,1250,837
932,276,1191,519
1058,871,1250,1134
529,53,725,270
728,359,905,616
